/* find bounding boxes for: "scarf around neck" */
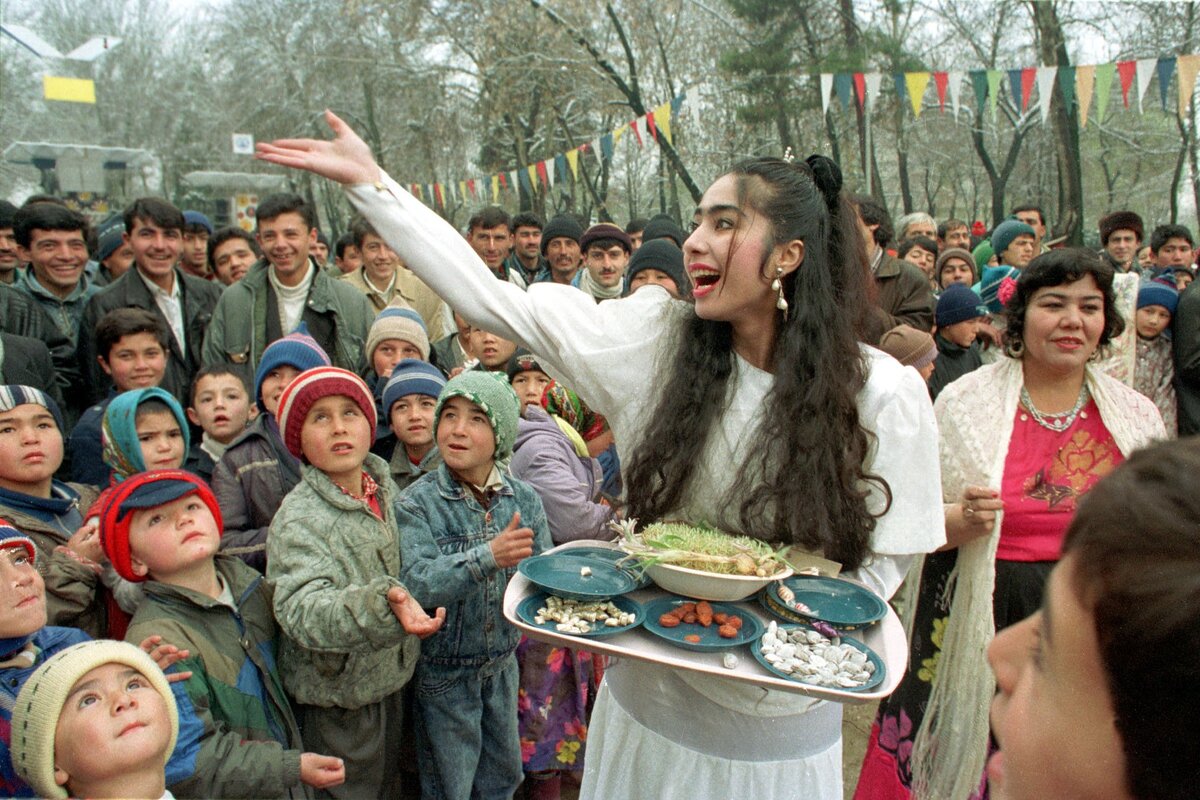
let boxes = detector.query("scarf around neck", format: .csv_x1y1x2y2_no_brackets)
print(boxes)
576,268,623,301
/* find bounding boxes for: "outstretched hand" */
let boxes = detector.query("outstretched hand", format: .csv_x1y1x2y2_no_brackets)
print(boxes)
387,586,446,640
138,635,193,683
256,110,382,186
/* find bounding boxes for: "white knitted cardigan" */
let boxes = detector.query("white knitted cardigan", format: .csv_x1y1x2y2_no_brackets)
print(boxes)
911,356,1164,800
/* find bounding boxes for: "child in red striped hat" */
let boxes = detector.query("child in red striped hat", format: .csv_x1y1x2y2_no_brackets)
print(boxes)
267,366,445,797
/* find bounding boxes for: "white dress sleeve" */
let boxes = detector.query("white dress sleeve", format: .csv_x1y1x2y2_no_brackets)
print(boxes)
345,173,675,419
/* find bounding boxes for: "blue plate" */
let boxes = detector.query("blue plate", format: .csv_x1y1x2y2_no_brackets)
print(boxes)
763,575,887,630
555,546,653,589
752,623,885,692
641,596,763,652
518,554,637,600
516,592,644,638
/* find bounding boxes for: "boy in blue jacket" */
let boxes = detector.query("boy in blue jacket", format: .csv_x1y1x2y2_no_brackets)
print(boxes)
396,371,551,800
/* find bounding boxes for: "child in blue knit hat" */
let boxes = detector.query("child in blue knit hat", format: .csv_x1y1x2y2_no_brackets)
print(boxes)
382,358,446,491
396,371,552,800
928,284,989,401
210,324,330,571
1133,278,1179,436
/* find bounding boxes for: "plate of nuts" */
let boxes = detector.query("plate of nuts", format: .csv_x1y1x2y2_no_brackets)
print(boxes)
517,593,644,638
753,620,884,692
641,596,763,652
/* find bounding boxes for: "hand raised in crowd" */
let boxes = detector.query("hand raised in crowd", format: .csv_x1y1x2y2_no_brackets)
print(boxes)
386,586,446,639
256,110,381,186
299,753,346,790
490,512,535,568
137,634,193,683
65,520,104,565
943,485,1003,550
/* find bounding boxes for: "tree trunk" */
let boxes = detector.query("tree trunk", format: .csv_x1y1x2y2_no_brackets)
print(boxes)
1029,0,1083,244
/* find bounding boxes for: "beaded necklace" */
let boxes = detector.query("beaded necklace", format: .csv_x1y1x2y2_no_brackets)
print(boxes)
1019,383,1090,433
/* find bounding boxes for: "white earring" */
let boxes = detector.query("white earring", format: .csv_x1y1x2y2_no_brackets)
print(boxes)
773,267,788,315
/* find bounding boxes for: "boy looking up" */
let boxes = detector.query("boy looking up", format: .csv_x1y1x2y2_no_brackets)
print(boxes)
98,470,346,798
382,359,446,491
396,371,551,800
212,327,330,572
269,367,444,798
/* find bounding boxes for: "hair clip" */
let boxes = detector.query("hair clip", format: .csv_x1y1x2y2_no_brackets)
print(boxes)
782,147,795,164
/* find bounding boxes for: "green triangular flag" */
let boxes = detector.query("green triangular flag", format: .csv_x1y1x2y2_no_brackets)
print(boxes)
970,70,988,110
1058,65,1076,110
987,69,1004,117
1094,62,1116,122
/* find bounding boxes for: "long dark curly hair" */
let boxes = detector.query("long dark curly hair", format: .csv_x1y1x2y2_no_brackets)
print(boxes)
622,156,889,570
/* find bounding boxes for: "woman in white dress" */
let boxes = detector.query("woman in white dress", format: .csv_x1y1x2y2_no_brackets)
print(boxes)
258,112,945,800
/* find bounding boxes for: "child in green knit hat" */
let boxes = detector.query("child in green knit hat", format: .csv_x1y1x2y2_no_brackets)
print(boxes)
396,370,552,800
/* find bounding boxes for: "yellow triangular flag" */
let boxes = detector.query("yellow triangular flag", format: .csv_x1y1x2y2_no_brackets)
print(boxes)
657,101,673,145
613,125,625,144
43,76,96,104
1076,65,1096,127
905,72,931,117
565,148,579,180
491,175,500,203
1178,54,1200,118
527,165,538,191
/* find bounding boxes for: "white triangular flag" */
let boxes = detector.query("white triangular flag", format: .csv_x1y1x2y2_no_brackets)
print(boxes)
947,70,964,118
590,139,603,168
820,73,833,115
1135,58,1156,114
545,159,555,191
865,72,883,113
508,170,519,195
1036,66,1058,123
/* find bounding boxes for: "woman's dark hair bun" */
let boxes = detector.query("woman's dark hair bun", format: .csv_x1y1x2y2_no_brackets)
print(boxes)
805,154,842,208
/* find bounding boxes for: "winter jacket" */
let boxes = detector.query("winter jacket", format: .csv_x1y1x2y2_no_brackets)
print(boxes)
431,331,469,372
268,454,421,710
0,333,63,424
0,284,76,409
68,393,113,486
866,252,935,343
510,406,613,543
201,260,374,383
77,266,221,406
396,464,551,669
126,555,310,799
0,482,107,636
16,265,100,345
390,442,443,493
340,266,450,341
212,414,300,573
1174,280,1200,435
927,333,985,401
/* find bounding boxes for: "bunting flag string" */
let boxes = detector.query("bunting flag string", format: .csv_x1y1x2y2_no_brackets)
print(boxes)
947,70,964,117
1036,66,1057,123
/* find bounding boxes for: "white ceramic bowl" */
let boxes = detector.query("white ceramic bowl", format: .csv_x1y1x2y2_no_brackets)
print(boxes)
642,561,795,602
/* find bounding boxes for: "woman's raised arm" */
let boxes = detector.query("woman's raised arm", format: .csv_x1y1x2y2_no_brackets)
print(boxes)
255,110,381,186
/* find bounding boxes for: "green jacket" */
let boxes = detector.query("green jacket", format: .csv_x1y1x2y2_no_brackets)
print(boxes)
267,453,421,710
125,555,310,799
201,259,374,379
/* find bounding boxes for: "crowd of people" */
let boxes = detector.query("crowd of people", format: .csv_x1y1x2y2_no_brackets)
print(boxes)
0,109,1194,800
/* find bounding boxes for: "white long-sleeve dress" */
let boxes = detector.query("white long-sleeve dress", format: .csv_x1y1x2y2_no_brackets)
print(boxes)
347,175,946,799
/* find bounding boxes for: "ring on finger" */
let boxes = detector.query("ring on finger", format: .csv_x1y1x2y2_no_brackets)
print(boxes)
964,505,975,517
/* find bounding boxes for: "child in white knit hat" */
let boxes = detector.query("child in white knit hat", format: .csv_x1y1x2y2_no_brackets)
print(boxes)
10,640,178,799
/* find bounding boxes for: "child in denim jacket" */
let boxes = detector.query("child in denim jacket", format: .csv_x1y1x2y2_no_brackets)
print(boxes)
396,370,551,800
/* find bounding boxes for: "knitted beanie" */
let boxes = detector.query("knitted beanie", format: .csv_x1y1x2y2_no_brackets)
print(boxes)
972,240,995,270
1138,279,1179,315
10,640,180,800
182,210,213,234
505,350,549,382
0,385,64,432
539,215,583,255
878,325,938,370
641,214,685,247
1098,211,1144,245
276,366,377,460
990,218,1036,257
102,388,190,480
382,359,447,415
936,284,989,328
254,323,331,412
580,223,632,254
976,265,1021,314
0,519,39,659
94,213,126,263
624,239,687,298
934,247,978,284
97,469,223,583
365,304,430,363
434,370,521,460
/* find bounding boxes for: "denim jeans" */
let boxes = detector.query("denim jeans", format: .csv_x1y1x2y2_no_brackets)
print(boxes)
413,654,523,800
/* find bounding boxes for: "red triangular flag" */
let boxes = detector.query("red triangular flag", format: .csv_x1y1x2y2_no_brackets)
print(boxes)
853,73,866,108
536,160,549,188
1020,68,1036,110
466,179,477,199
629,119,644,147
1117,60,1137,107
433,183,444,207
498,173,507,188
933,72,949,111
646,110,659,142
